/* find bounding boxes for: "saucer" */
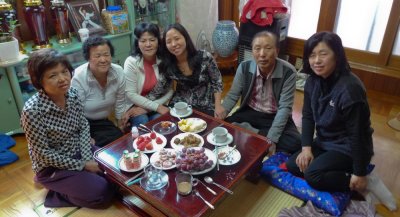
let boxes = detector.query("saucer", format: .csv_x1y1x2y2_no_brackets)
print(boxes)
206,133,233,146
214,146,241,166
140,170,169,191
152,121,177,135
170,107,193,118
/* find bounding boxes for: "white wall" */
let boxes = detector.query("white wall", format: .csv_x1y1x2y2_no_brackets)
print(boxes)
176,0,218,50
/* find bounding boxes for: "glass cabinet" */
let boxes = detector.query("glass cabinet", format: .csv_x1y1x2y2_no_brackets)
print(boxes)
108,0,176,33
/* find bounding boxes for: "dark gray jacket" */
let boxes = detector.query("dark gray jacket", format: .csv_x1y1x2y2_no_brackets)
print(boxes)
222,58,297,143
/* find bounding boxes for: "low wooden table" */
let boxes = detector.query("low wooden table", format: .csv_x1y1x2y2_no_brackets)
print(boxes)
94,110,270,217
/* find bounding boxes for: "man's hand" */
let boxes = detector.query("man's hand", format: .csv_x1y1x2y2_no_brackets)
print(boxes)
267,141,276,156
295,146,313,172
214,105,227,119
84,160,102,173
349,175,368,192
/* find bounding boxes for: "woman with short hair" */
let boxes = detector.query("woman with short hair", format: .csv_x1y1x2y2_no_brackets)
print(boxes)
21,48,114,208
71,36,126,147
122,22,173,127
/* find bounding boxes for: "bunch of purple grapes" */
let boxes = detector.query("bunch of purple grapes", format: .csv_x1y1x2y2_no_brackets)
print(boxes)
176,147,213,172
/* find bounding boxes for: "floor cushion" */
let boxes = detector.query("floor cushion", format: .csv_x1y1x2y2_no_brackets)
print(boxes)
260,152,374,216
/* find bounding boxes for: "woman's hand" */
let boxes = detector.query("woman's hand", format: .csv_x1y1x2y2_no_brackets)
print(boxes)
157,105,170,115
84,160,102,173
124,106,148,119
214,104,227,119
120,112,131,130
349,175,368,191
130,106,148,116
295,147,314,172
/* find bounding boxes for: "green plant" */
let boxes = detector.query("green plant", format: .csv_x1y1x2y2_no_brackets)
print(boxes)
0,16,20,43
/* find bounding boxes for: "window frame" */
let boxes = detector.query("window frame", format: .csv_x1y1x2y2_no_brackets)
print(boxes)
285,0,400,78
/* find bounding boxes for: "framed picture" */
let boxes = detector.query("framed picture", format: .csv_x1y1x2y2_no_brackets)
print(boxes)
66,0,106,40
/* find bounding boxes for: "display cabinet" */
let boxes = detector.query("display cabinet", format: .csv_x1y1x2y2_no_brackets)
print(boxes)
0,68,21,134
108,0,175,43
0,0,176,134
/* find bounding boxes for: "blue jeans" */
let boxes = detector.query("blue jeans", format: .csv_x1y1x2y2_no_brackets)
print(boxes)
129,112,161,127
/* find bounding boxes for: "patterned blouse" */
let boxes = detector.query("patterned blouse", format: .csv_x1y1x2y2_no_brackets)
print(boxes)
166,50,223,111
20,88,93,174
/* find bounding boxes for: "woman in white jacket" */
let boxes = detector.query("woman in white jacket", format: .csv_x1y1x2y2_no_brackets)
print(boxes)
122,22,173,127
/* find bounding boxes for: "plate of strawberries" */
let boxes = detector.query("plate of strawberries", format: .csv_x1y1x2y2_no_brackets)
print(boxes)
133,132,167,154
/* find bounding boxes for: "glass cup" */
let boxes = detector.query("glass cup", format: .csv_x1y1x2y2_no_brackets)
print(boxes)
175,173,193,196
144,165,163,190
212,127,228,143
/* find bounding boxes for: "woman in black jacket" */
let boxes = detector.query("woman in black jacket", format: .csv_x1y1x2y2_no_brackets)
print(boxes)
285,32,396,211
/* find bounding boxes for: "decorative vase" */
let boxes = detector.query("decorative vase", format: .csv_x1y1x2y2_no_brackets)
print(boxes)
50,0,71,44
23,0,50,49
212,20,238,57
0,37,19,63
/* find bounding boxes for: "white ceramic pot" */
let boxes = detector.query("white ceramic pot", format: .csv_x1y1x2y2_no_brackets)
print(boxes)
0,37,19,63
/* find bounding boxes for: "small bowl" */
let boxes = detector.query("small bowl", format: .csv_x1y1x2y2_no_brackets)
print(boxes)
152,121,177,135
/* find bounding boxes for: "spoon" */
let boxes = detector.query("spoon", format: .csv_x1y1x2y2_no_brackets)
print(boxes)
193,178,217,195
169,107,182,121
204,176,233,194
193,189,214,209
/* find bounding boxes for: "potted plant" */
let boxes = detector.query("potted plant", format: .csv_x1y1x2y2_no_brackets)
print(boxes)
0,16,20,63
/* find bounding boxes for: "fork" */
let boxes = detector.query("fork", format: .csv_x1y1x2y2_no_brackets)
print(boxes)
139,124,152,132
193,189,214,209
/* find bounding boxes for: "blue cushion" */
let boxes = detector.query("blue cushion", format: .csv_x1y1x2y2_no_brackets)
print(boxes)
0,149,19,166
260,152,374,216
0,134,16,150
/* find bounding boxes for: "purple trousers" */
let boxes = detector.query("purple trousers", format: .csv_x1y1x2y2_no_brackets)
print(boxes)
35,167,115,209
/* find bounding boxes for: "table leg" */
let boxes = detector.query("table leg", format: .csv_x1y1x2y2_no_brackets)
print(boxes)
245,151,268,184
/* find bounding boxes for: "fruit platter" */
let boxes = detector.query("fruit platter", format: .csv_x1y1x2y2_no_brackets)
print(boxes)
133,132,167,153
176,147,216,175
178,118,207,133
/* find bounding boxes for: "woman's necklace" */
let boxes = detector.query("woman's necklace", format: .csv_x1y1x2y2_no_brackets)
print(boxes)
178,62,191,75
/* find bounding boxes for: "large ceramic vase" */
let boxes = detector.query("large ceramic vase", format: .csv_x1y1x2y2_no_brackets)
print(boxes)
212,20,238,57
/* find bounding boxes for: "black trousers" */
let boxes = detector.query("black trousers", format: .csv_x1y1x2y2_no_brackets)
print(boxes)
286,146,353,192
225,106,301,154
87,119,123,148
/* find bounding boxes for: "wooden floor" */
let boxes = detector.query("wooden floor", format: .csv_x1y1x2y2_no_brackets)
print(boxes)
1,72,399,217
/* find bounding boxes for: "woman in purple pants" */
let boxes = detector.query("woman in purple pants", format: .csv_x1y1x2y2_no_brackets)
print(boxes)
20,49,115,208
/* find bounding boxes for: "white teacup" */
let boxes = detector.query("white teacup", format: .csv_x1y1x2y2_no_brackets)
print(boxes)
212,127,228,143
174,102,191,115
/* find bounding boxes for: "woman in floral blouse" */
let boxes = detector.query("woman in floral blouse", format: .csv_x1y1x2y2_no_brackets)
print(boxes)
160,23,224,117
21,49,114,208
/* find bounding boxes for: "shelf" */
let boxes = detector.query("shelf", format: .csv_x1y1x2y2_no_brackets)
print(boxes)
134,11,169,20
18,76,30,83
